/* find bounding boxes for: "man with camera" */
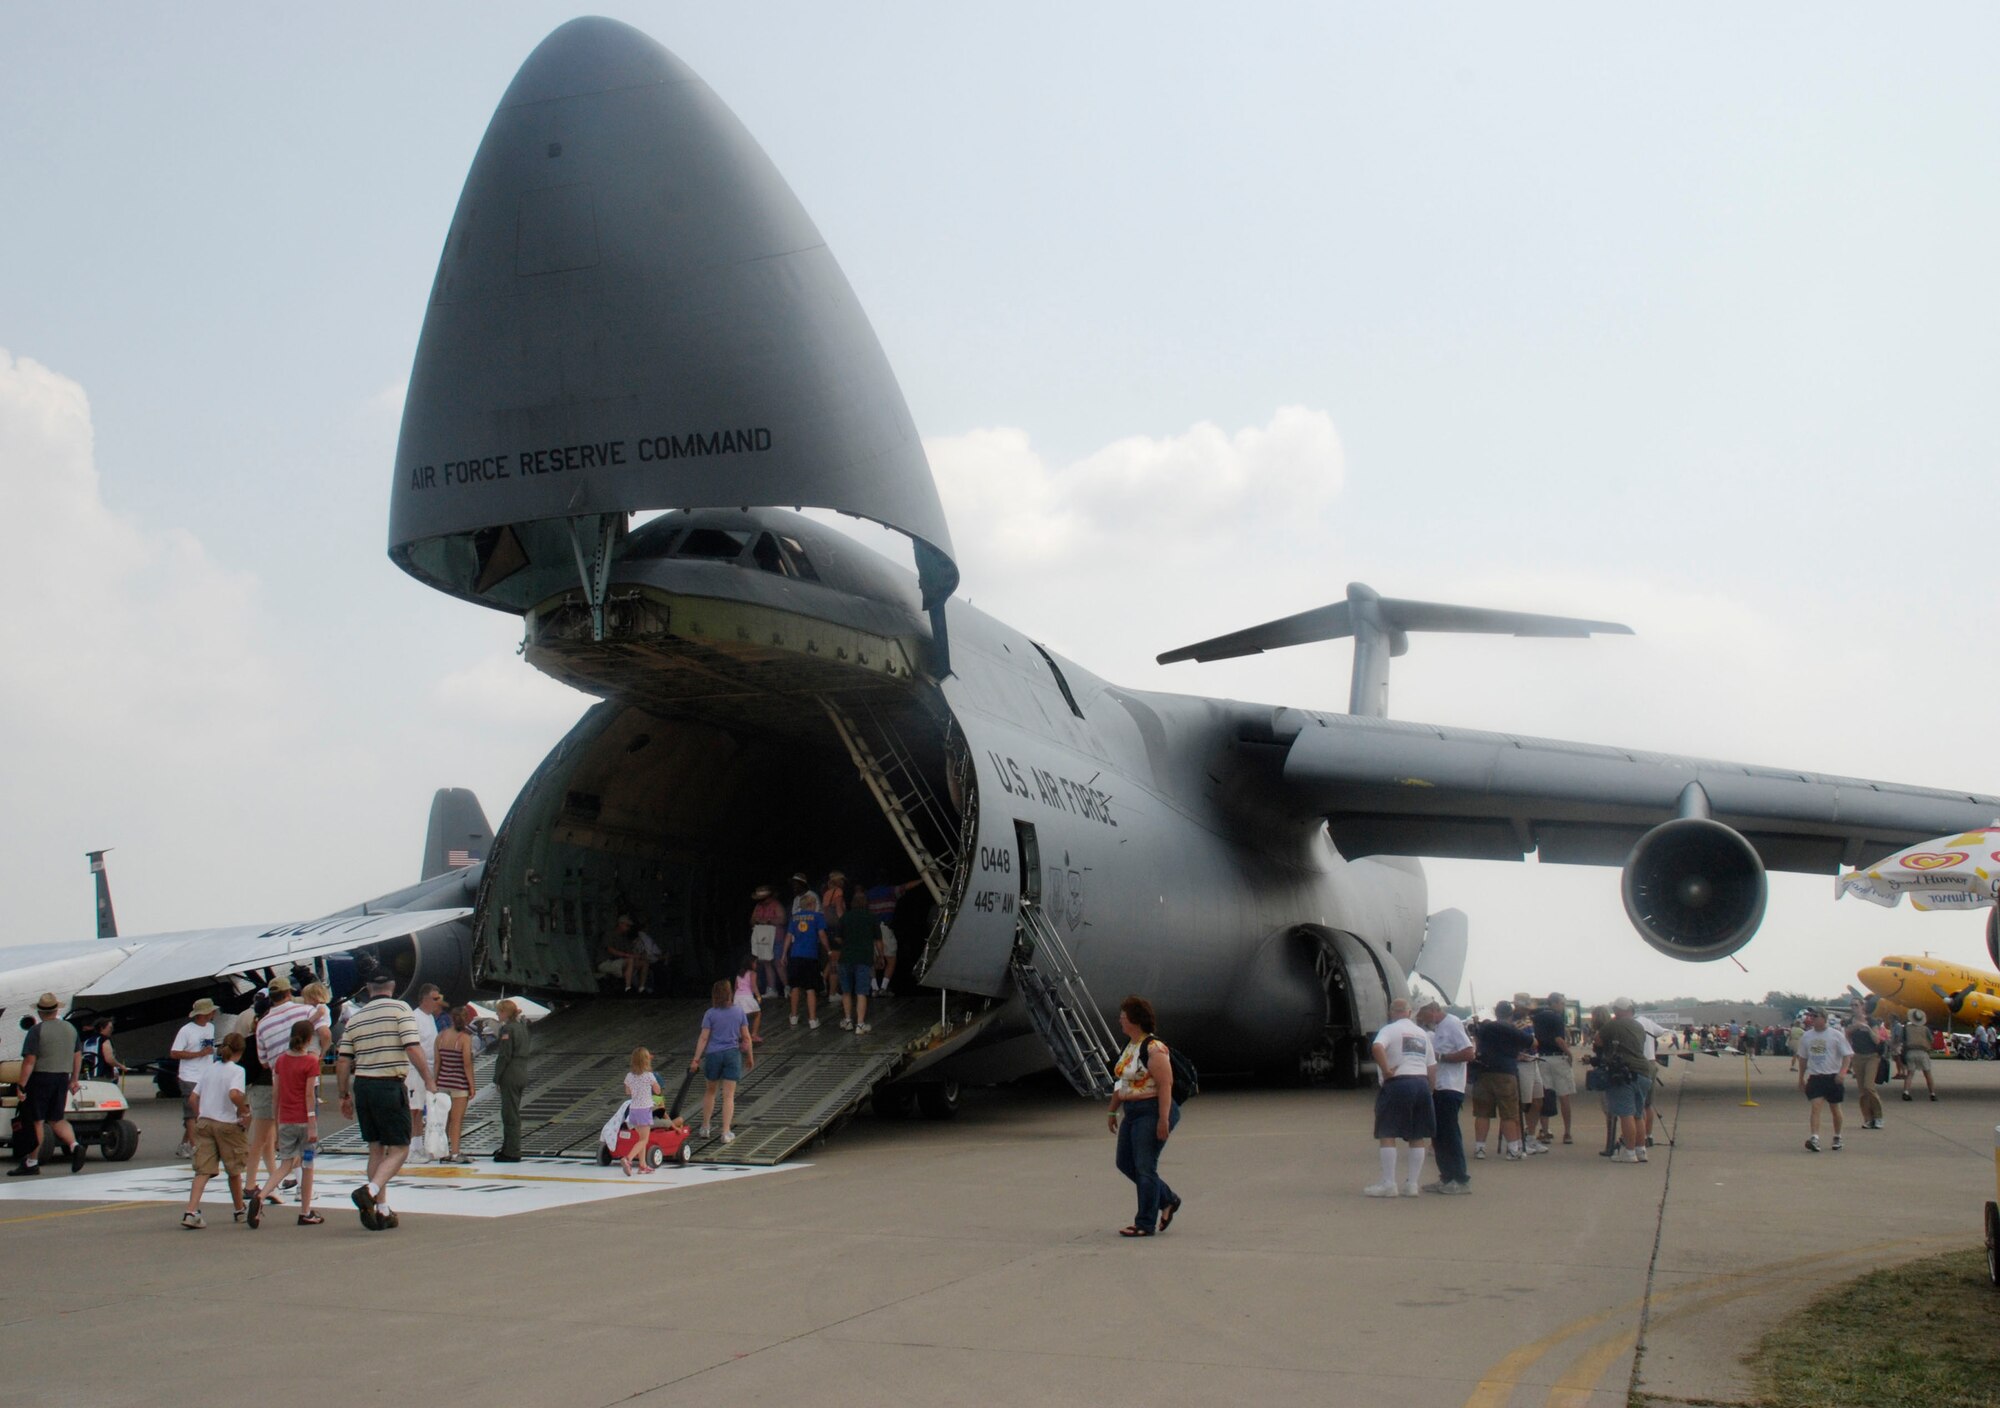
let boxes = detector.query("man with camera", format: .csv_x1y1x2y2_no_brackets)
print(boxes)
1598,998,1654,1164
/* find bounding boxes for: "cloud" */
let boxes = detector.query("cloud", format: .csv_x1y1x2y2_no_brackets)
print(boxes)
432,645,596,729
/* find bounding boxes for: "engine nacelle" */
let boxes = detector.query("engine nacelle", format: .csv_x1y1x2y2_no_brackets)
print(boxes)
1620,818,1767,962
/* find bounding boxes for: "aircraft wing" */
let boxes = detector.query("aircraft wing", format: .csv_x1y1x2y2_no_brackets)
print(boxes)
73,908,472,1002
1270,710,2000,874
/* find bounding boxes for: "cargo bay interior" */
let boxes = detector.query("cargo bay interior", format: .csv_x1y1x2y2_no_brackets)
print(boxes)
468,534,972,1000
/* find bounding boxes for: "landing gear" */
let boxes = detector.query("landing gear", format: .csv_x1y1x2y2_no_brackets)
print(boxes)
872,1087,915,1120
1301,1033,1366,1089
914,1081,960,1120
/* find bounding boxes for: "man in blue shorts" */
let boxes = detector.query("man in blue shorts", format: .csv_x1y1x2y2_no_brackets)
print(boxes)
1366,998,1437,1197
1599,998,1654,1164
830,884,883,1035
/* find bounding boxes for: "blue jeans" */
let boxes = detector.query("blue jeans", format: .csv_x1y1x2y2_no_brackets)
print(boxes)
1115,1098,1180,1231
1432,1089,1467,1185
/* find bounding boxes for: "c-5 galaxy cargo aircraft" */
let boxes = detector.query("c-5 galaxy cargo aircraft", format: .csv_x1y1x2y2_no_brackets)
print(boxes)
384,17,2000,1102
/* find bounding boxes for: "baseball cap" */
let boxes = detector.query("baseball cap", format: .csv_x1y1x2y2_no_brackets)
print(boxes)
1612,996,1636,1012
267,976,292,995
1414,994,1445,1012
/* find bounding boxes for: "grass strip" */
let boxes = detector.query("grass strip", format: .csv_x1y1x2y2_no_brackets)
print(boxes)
1740,1248,1999,1408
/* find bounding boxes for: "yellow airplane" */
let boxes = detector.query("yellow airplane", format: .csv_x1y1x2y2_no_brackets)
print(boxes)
1856,955,2000,1028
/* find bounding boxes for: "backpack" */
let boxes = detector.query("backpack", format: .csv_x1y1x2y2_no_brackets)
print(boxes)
1138,1037,1200,1102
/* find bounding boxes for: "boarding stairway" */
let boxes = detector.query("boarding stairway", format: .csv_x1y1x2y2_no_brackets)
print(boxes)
821,697,958,905
1011,898,1119,1099
319,991,995,1166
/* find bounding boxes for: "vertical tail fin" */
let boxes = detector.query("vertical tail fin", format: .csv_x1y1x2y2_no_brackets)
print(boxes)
86,849,117,939
420,789,494,881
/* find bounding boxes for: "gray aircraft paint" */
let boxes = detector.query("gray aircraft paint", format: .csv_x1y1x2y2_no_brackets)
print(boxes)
387,20,2000,1082
388,17,956,625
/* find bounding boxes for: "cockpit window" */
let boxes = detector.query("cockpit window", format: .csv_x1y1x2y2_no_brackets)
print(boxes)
746,532,822,581
622,529,682,561
674,528,748,561
779,537,820,582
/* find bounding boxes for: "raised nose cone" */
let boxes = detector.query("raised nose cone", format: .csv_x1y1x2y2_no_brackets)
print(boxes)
389,18,956,624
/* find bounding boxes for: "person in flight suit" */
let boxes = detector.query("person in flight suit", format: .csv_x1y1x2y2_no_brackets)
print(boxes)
492,999,534,1162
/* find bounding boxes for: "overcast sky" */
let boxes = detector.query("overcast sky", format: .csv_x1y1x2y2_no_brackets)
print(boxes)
4,5,1997,1006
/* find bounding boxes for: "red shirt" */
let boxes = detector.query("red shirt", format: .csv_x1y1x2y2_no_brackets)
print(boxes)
274,1051,320,1124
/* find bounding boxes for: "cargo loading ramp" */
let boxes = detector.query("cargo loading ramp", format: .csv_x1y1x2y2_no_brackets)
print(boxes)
324,993,977,1166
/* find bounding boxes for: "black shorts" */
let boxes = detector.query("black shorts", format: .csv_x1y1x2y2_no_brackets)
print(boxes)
1804,1073,1844,1104
22,1071,69,1123
786,956,823,989
353,1076,411,1147
1373,1075,1436,1141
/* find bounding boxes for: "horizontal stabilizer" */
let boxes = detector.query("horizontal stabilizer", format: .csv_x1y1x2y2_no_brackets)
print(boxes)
1158,582,1631,717
1158,583,1631,664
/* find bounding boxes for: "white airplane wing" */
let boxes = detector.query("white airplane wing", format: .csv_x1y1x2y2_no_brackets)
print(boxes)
75,908,472,1001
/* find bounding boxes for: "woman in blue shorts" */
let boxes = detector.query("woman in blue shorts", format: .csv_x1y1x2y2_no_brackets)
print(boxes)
691,979,754,1145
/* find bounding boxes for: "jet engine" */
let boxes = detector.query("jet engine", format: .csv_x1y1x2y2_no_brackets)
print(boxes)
1620,818,1767,961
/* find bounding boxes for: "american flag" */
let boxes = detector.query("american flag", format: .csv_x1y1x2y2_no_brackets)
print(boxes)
447,849,478,869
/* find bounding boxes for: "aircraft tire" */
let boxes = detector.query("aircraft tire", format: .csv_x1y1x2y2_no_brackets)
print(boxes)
99,1118,139,1163
915,1081,960,1120
1985,1201,1999,1288
1328,1038,1366,1090
872,1087,914,1120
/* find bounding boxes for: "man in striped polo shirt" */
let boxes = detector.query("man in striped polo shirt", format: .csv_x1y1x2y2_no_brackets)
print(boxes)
334,969,434,1230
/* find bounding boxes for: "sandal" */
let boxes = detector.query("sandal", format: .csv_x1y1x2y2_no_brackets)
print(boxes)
1159,1198,1183,1232
297,1211,323,1225
1117,1225,1155,1237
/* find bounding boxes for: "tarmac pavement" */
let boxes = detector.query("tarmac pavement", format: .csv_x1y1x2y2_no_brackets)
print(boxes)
3,1054,1993,1407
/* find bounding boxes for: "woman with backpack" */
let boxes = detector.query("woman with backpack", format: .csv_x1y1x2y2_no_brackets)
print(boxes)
1107,995,1183,1238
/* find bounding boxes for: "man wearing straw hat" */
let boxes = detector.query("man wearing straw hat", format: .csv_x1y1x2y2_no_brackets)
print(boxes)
8,993,85,1176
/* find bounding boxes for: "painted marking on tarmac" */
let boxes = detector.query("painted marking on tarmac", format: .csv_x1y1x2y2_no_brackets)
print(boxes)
0,1200,152,1226
0,1157,798,1220
1463,1237,1939,1407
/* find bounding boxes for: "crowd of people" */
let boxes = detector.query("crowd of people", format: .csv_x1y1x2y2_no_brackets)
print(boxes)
1356,991,1675,1199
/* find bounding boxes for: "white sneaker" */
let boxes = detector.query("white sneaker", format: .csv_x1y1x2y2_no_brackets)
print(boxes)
838,1017,853,1031
1635,1147,1649,1162
1504,1149,1526,1161
789,1014,799,1027
699,1124,712,1137
1362,1181,1400,1197
809,1018,820,1030
1400,1180,1420,1198
1830,1136,1843,1151
855,1022,871,1034
720,1131,736,1145
1611,1148,1639,1163
1524,1140,1548,1155
1804,1135,1820,1152
1473,1146,1486,1160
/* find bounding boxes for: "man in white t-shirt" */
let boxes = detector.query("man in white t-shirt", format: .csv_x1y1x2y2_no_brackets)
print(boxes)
1416,996,1474,1195
168,998,222,1159
404,985,445,1157
1366,998,1437,1198
1796,1008,1853,1152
